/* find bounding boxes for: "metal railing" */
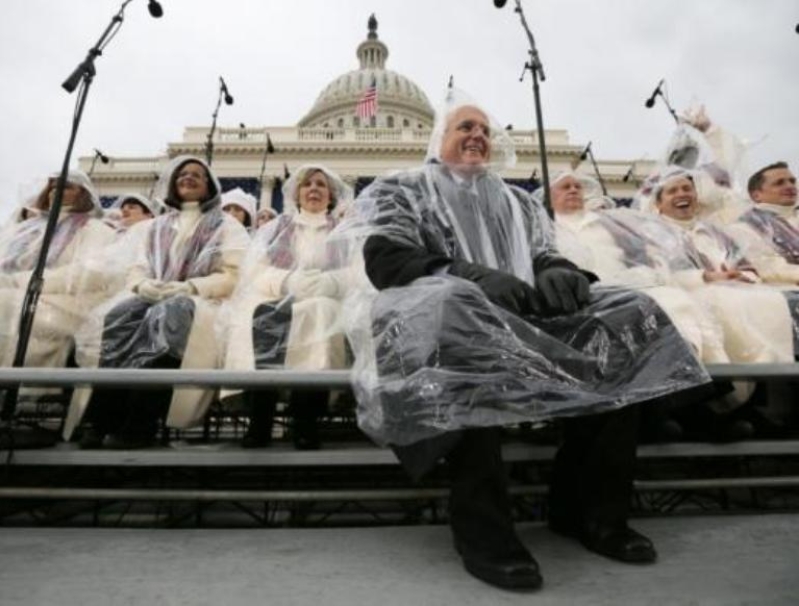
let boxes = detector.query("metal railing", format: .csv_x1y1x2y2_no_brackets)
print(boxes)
1,363,797,391
1,363,797,506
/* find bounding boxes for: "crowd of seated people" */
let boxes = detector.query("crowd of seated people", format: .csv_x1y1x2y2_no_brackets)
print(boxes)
0,108,797,451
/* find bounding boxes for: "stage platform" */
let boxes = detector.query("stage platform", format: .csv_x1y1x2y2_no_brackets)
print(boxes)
0,513,796,605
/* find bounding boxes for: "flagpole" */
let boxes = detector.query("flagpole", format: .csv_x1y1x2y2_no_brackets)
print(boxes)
257,131,274,211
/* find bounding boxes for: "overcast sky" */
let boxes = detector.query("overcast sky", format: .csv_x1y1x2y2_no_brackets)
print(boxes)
0,0,797,219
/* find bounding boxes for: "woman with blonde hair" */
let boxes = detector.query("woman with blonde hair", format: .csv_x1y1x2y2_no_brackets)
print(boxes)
223,165,352,449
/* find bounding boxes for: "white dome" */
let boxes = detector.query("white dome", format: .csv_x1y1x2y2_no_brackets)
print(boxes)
298,15,434,129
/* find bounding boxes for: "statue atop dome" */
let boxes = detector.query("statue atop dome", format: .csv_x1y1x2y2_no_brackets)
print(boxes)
368,13,378,39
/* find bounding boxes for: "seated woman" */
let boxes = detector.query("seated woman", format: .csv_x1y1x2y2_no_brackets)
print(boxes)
0,170,115,373
64,156,250,448
221,188,257,232
223,165,352,449
114,193,163,232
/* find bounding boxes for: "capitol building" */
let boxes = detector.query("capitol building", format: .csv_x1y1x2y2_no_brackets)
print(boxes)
79,16,651,211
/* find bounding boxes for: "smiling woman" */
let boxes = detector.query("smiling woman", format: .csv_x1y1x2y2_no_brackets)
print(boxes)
221,164,355,450
65,155,252,449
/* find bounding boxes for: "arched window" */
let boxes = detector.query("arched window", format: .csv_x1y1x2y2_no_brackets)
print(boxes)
337,118,344,128
354,116,361,127
370,116,377,128
387,116,395,128
403,118,410,128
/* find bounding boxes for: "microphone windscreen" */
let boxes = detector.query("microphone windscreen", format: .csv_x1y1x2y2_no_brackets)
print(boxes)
645,98,655,108
494,0,508,7
148,1,164,18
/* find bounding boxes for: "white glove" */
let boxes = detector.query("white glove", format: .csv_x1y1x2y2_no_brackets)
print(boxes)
285,270,338,300
302,272,339,298
135,278,167,302
285,269,319,300
158,281,198,299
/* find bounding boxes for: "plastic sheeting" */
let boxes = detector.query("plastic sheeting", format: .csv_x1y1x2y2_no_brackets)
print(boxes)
222,165,355,379
0,171,116,368
338,161,709,447
639,112,751,224
221,188,257,230
425,87,517,174
76,155,251,368
736,206,799,265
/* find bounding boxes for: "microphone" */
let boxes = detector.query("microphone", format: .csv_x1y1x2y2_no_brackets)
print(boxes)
645,79,664,108
220,77,234,105
579,142,592,162
494,0,508,7
148,0,164,18
622,166,634,182
94,148,110,164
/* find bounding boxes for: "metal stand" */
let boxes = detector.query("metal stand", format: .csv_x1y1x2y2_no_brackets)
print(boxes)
1,0,143,435
513,0,553,215
204,78,234,166
577,142,609,196
257,132,275,210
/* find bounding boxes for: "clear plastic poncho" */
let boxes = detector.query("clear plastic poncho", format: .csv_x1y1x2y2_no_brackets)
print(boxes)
75,156,251,372
0,170,116,368
646,105,752,224
335,92,710,447
221,187,257,231
221,165,355,380
113,192,164,218
643,169,796,363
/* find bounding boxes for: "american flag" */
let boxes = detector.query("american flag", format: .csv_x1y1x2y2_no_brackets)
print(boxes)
355,77,378,119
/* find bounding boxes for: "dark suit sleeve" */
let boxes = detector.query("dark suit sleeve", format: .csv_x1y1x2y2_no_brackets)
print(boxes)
364,235,451,290
360,175,452,290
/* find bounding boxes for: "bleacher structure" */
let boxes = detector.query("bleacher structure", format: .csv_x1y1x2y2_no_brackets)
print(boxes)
1,365,798,528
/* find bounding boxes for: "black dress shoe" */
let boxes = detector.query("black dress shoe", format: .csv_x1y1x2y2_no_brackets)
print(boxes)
241,425,272,449
580,525,657,564
292,433,321,451
78,427,106,449
549,519,657,564
460,551,543,591
292,420,321,450
103,433,156,450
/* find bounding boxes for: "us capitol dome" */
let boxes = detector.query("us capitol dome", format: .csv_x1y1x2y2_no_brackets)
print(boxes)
79,15,647,209
298,14,434,131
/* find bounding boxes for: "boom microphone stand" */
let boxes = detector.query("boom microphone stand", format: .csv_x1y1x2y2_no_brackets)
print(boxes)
1,0,162,442
257,132,276,211
576,141,609,196
204,77,234,166
508,0,553,215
